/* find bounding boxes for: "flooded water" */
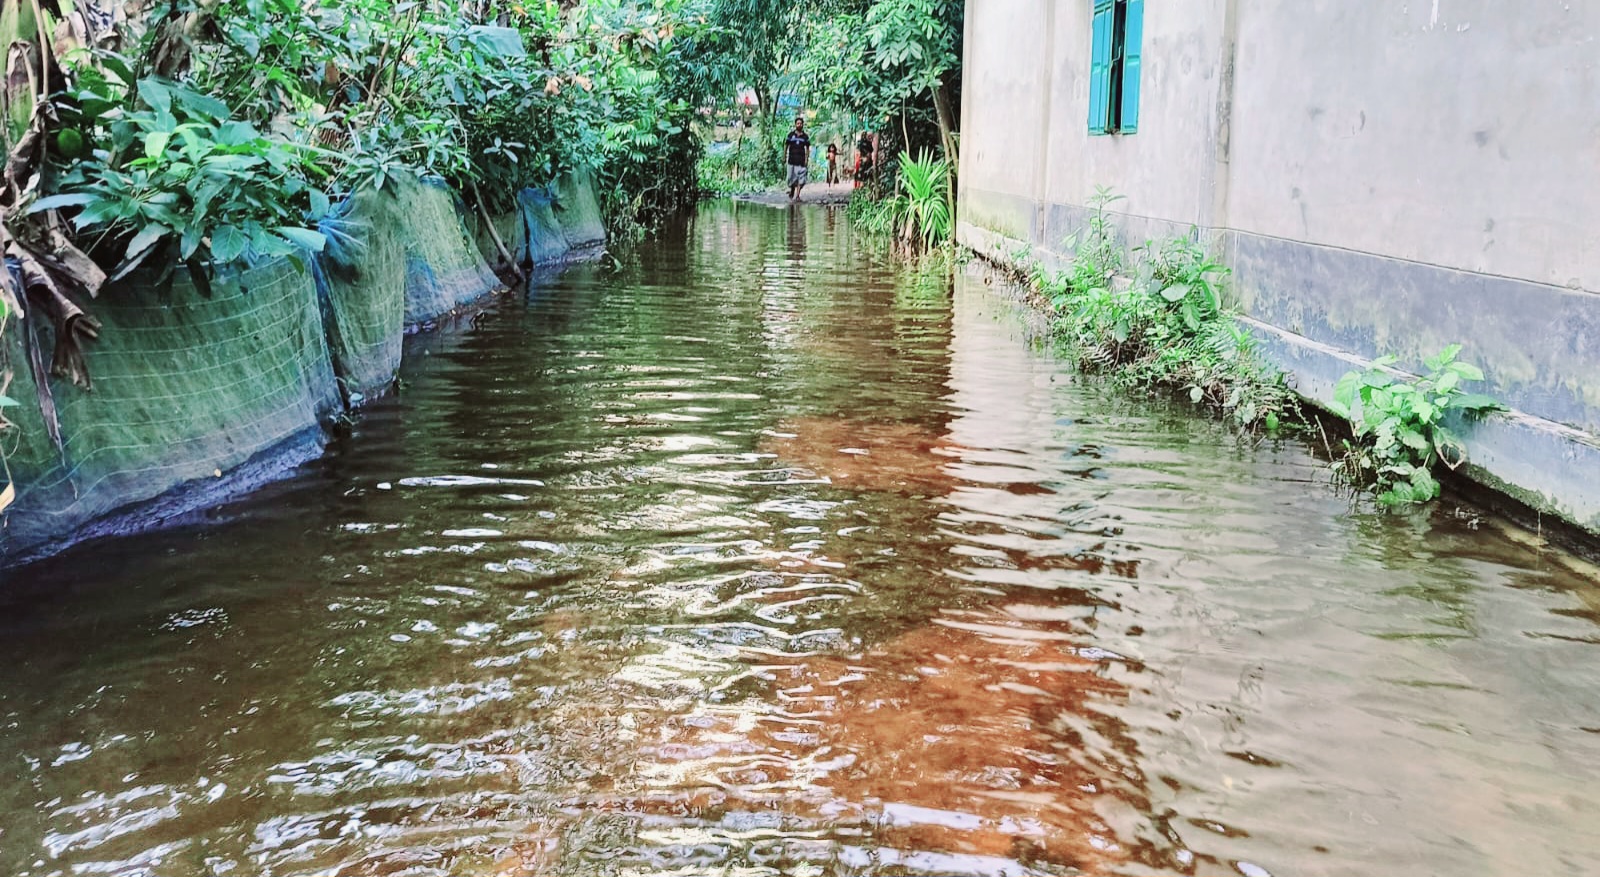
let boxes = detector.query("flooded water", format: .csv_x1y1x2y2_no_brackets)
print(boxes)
3,201,1599,877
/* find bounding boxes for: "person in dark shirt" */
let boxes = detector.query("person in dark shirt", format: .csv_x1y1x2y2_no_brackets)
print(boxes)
784,116,811,201
854,131,875,189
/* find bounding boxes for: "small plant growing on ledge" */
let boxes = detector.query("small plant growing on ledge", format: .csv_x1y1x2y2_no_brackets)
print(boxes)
1028,187,1300,433
1326,345,1502,505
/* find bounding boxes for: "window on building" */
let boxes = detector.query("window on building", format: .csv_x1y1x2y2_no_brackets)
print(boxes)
1089,0,1143,135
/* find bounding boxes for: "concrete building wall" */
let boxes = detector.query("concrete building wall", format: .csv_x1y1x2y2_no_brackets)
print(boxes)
960,0,1055,243
1039,0,1230,237
957,0,1600,535
1229,1,1600,288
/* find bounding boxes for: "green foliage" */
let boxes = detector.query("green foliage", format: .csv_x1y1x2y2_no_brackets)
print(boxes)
792,0,961,138
42,70,325,276
696,140,774,196
1328,346,1502,505
895,150,951,249
22,0,740,279
847,188,897,235
847,151,951,251
1025,189,1299,433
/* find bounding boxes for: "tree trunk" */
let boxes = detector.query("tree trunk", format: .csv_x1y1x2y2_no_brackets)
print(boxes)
932,78,958,240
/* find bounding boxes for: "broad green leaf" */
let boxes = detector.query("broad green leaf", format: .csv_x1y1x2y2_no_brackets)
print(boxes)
215,121,263,147
180,224,204,261
26,193,98,214
210,225,247,263
1411,466,1439,493
72,201,119,230
124,223,168,262
204,154,265,172
99,53,137,86
170,84,230,121
274,226,328,252
1332,371,1362,412
137,78,172,113
1451,393,1501,412
1448,361,1485,382
0,394,18,407
1433,427,1468,468
143,130,171,161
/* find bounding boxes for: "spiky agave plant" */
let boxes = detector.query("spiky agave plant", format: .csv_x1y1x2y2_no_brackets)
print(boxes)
896,150,950,250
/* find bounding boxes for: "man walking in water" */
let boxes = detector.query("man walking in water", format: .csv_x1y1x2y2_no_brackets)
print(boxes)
785,116,811,201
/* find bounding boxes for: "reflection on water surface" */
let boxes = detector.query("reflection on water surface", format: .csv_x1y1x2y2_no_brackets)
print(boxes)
2,202,1598,877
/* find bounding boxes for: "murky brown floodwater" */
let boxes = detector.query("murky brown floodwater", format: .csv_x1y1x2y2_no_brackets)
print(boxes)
2,201,1599,877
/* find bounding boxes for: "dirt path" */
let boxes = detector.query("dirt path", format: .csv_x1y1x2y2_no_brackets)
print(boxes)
734,180,855,206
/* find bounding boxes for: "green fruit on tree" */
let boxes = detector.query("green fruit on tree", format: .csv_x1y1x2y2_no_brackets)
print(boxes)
56,128,85,158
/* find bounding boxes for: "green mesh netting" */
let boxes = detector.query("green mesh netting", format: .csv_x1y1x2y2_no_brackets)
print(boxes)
524,187,573,264
0,254,338,559
554,172,606,250
388,174,502,325
475,185,581,270
318,183,407,400
0,173,605,562
474,204,529,271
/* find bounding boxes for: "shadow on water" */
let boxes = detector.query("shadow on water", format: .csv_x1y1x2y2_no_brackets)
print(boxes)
1,201,1598,877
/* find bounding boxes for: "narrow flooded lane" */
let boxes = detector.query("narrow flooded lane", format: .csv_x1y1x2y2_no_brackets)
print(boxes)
3,202,1599,877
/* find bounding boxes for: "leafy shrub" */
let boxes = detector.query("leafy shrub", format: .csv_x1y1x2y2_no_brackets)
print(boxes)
1027,190,1299,432
847,189,897,236
846,151,952,252
697,136,779,196
39,73,326,276
1327,345,1501,505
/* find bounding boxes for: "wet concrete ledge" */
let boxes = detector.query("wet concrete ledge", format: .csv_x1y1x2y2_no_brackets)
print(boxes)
958,212,1600,540
0,174,606,571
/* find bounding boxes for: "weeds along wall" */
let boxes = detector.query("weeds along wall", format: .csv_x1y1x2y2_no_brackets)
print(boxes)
956,0,1600,536
0,174,605,565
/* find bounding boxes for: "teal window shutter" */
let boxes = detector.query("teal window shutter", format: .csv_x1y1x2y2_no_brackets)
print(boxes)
1088,0,1114,134
1120,0,1144,133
